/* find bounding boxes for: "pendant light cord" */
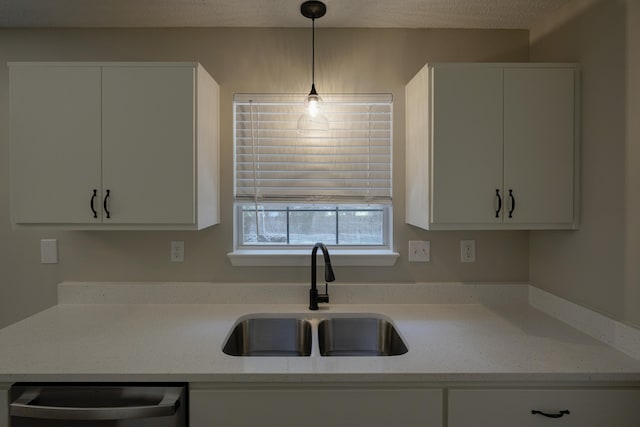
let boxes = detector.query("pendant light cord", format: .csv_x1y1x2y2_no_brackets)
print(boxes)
311,17,315,86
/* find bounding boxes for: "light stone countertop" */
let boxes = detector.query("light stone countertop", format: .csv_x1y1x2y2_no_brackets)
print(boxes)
2,282,640,383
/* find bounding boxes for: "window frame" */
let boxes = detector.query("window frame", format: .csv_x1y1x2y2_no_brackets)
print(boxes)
228,93,399,267
234,202,393,250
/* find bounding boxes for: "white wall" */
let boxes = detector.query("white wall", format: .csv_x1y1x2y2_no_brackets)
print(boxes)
530,0,640,327
0,28,531,328
624,0,640,328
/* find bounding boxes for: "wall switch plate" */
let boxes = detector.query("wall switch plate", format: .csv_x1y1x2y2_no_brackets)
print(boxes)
408,240,430,262
461,240,476,263
40,239,58,264
170,241,184,262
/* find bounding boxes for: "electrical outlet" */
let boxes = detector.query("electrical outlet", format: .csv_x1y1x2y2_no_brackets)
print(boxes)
408,240,430,262
461,240,475,263
170,241,184,262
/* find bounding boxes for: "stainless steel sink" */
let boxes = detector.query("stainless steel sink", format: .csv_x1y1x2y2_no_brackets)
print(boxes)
223,317,312,356
318,317,408,356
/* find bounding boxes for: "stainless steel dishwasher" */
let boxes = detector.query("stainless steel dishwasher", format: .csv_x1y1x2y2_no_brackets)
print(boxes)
9,383,186,427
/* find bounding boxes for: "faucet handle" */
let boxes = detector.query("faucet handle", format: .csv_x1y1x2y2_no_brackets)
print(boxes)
318,283,329,303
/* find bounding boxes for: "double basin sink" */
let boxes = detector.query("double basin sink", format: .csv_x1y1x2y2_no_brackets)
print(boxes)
223,315,407,357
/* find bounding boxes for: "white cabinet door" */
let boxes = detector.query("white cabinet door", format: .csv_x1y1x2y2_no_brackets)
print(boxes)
102,66,196,224
10,65,102,224
504,68,576,225
449,389,640,427
430,65,503,225
190,386,443,427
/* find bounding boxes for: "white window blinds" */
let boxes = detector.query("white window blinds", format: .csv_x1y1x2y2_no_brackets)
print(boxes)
234,94,392,203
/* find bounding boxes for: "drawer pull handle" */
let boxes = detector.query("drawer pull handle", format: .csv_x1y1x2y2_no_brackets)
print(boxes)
531,409,570,419
103,189,111,219
509,189,516,218
90,189,98,218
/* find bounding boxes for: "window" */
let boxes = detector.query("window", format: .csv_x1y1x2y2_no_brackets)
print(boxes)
238,203,388,245
230,94,397,266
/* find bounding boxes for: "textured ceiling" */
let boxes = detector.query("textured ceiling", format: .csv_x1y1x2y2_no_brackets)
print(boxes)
0,0,575,29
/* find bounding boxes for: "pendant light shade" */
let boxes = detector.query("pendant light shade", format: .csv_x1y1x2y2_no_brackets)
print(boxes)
298,1,329,134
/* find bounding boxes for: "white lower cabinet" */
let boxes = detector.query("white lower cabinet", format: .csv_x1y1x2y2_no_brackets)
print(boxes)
189,384,443,427
189,384,640,427
448,388,640,427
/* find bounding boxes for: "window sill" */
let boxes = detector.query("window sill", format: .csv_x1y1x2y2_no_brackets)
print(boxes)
227,249,399,267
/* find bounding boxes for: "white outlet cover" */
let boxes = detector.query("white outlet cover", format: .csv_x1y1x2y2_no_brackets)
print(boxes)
461,239,476,263
40,239,58,264
170,240,184,263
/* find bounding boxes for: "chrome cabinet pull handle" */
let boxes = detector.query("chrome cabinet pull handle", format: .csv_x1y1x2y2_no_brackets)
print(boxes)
103,189,111,219
531,409,570,419
90,189,98,218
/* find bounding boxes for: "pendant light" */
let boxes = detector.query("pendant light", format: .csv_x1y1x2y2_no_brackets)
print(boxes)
297,0,329,134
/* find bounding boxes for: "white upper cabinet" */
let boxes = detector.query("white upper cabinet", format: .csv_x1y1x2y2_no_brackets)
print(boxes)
9,62,219,230
405,63,579,230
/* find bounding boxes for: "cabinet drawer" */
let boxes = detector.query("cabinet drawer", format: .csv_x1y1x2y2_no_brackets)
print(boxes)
191,386,443,427
449,388,640,427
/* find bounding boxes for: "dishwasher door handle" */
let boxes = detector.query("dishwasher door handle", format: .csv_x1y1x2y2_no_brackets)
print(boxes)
10,387,182,420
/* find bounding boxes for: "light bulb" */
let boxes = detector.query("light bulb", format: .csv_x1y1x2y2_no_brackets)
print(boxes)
298,87,328,135
306,92,321,117
308,98,319,117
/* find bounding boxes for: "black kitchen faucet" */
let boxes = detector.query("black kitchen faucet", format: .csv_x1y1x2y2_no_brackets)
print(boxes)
309,242,335,310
